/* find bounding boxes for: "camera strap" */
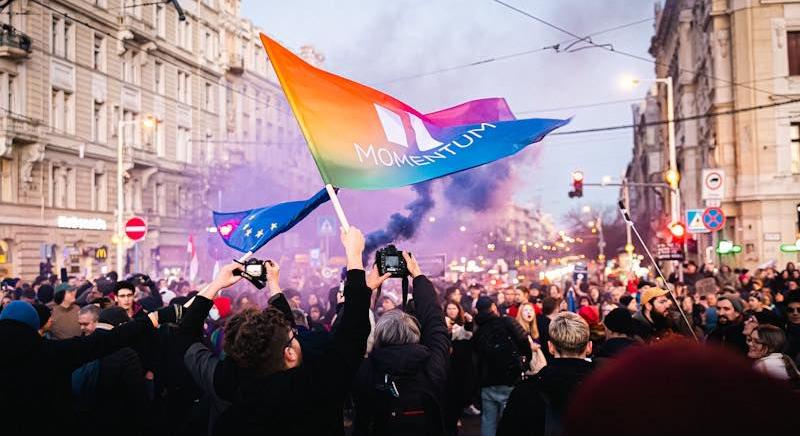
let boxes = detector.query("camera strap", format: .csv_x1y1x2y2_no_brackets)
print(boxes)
401,275,409,309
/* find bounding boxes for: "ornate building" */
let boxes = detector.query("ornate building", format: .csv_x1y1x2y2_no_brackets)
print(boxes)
0,0,318,279
629,0,800,268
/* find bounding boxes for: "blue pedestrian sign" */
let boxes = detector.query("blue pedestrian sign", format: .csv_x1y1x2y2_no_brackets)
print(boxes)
702,207,726,232
317,216,336,237
686,209,709,234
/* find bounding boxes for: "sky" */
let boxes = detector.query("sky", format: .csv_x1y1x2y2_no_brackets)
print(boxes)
240,0,658,222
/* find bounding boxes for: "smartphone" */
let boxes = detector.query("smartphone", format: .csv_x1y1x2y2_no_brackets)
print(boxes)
60,267,68,283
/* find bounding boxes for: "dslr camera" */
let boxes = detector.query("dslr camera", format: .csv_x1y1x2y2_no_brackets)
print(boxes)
233,258,270,289
375,245,409,278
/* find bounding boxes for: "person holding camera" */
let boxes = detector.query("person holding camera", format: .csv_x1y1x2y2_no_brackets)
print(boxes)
177,226,379,436
351,251,450,436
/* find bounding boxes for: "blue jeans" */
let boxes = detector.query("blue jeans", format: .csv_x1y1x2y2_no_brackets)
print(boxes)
481,385,514,436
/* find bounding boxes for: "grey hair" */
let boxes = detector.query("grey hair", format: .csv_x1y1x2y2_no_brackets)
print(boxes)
78,304,101,322
373,309,421,348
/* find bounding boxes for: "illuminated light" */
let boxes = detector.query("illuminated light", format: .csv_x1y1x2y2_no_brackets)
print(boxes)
519,239,526,245
527,241,533,246
459,225,467,232
618,74,640,89
428,216,436,223
142,114,156,129
625,243,635,253
460,257,467,263
668,222,687,242
601,175,613,185
206,226,218,233
571,171,584,182
587,220,595,227
665,169,680,187
111,234,120,244
533,243,540,248
505,237,512,242
582,205,591,213
591,228,597,234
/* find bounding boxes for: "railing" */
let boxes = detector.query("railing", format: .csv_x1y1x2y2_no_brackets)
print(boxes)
0,24,32,53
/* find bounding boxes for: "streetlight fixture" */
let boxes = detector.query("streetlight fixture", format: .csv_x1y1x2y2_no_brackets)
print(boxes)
116,115,157,275
623,74,680,224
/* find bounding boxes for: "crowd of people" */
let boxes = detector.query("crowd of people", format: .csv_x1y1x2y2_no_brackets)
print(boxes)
1,235,799,436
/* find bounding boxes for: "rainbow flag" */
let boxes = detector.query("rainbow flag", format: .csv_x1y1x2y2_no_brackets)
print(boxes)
260,34,569,190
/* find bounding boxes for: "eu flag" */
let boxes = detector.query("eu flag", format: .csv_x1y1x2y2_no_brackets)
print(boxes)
213,188,332,254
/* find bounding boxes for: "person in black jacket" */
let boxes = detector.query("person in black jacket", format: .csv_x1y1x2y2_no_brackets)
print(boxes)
472,296,531,436
179,226,377,436
497,312,594,436
593,308,637,366
352,251,450,435
0,300,173,436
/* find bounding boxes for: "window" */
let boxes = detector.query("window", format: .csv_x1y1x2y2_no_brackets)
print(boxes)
4,73,16,113
121,50,141,85
93,34,105,71
155,4,166,38
791,123,800,174
155,183,166,215
0,159,12,202
154,61,164,94
155,119,165,156
92,171,107,211
51,88,75,134
92,100,107,143
176,126,191,163
176,16,191,50
51,18,74,60
790,32,800,76
51,166,75,209
204,82,213,111
205,132,213,162
122,110,140,147
177,71,191,104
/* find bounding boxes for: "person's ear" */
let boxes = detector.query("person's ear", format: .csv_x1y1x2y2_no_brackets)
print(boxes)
284,345,299,366
585,341,593,356
547,340,556,357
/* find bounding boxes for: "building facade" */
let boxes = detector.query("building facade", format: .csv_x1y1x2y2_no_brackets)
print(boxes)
0,0,317,279
629,0,800,269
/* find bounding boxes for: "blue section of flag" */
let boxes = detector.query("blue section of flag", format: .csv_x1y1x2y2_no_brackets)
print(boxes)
213,188,331,254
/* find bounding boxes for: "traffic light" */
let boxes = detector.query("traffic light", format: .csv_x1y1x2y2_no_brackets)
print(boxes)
668,222,687,243
568,170,584,198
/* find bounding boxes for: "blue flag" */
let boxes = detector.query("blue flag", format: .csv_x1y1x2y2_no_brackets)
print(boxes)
213,188,331,254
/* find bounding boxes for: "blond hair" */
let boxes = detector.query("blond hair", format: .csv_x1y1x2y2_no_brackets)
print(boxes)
515,302,539,339
548,312,590,356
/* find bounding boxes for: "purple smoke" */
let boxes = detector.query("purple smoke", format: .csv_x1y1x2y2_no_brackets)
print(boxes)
442,161,512,212
364,181,434,257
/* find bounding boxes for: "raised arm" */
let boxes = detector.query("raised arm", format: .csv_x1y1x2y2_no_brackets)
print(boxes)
404,252,450,390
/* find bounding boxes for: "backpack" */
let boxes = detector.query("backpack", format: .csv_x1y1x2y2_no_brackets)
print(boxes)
366,365,443,436
71,359,100,411
474,320,526,385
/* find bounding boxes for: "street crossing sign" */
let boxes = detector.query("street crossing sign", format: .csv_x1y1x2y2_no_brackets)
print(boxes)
686,209,709,234
317,216,336,237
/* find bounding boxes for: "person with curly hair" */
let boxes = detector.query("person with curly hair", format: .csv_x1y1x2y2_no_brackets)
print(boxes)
178,226,385,436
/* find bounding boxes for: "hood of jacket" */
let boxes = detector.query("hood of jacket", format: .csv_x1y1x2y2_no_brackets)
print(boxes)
532,358,593,409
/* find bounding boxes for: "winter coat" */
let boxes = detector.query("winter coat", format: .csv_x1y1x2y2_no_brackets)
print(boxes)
352,275,450,436
472,312,531,387
593,337,637,366
707,321,748,355
181,269,372,436
497,358,594,436
0,316,156,436
631,310,656,342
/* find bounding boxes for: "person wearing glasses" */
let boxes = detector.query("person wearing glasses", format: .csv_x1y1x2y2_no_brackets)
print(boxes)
747,324,800,385
178,226,382,436
784,290,800,366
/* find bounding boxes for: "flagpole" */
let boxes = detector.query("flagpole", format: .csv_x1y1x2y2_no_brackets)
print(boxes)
325,184,351,232
238,251,253,262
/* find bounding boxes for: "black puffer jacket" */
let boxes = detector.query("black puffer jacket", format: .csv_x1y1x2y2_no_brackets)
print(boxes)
497,358,594,436
352,275,450,436
472,312,531,387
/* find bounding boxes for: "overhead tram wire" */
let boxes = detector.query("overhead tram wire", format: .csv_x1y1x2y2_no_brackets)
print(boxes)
29,0,295,118
492,0,788,100
372,16,654,86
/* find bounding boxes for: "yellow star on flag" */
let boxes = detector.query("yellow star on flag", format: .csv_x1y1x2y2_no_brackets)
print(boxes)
270,223,278,231
255,229,264,238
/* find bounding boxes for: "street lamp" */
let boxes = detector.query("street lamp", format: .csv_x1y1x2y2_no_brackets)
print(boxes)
116,115,156,275
623,74,680,223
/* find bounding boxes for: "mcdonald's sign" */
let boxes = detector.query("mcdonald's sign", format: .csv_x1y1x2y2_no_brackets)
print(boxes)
95,245,108,261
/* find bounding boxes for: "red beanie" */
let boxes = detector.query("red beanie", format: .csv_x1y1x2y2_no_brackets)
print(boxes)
577,306,599,326
213,297,232,319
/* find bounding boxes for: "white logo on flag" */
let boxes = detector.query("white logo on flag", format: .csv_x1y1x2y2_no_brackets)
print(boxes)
374,104,442,152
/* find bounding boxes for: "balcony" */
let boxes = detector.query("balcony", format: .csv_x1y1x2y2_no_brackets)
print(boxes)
0,112,41,145
117,12,153,43
0,25,32,60
226,53,244,75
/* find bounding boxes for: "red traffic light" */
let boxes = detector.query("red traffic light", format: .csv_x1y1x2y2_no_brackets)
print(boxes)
569,170,584,198
668,222,686,242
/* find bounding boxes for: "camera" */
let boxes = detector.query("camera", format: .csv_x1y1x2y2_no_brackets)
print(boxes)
375,245,409,278
233,258,269,289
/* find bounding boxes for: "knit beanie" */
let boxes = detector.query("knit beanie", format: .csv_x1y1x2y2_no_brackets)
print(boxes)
213,297,232,319
99,306,130,327
720,293,744,314
0,301,40,331
604,307,633,334
37,284,54,304
32,303,51,329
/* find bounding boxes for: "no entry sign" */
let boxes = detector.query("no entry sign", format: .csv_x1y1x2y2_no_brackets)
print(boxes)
125,216,147,241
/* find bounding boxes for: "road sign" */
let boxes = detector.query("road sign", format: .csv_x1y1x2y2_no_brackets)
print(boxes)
702,169,724,200
702,207,726,232
125,216,147,241
656,242,684,261
317,216,336,237
686,209,709,234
